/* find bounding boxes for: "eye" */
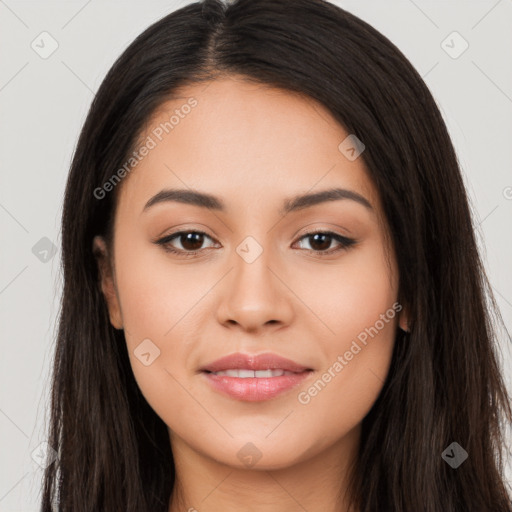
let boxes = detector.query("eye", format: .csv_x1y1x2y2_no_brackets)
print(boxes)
293,230,357,255
155,231,218,257
154,229,357,258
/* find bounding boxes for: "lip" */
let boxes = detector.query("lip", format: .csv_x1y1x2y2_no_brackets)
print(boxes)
200,352,313,402
200,352,311,373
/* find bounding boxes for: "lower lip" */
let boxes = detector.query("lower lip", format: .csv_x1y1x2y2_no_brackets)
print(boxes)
202,371,313,401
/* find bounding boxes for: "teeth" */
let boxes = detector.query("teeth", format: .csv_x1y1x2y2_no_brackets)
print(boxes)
211,369,295,378
255,369,274,378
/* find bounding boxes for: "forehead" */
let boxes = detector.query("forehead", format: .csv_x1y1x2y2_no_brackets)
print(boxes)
116,76,379,216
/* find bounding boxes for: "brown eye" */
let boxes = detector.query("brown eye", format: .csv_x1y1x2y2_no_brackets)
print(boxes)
294,231,356,255
178,232,206,251
155,229,356,258
305,233,332,251
155,230,217,256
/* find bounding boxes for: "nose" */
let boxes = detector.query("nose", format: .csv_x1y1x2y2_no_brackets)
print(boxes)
215,246,295,335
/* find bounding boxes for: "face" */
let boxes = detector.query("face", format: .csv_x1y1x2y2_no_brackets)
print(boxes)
94,76,407,470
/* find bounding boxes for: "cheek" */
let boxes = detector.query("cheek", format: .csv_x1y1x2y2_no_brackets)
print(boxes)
114,233,209,341
289,234,398,343
111,239,209,404
289,239,398,432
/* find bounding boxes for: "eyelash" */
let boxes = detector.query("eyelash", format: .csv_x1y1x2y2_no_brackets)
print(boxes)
154,229,357,258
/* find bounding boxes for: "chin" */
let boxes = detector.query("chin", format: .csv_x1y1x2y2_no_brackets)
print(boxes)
204,435,313,471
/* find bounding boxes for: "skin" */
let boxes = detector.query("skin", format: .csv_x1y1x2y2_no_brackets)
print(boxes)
93,75,408,512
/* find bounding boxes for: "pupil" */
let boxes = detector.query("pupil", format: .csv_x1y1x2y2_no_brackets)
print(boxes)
310,233,330,251
182,232,203,251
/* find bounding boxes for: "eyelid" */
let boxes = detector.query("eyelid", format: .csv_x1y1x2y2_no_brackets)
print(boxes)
153,223,215,240
293,221,353,239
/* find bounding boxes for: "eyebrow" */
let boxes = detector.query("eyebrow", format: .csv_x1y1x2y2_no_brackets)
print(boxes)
141,187,373,215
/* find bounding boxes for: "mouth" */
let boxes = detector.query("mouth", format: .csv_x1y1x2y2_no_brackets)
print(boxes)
200,352,314,401
204,369,300,377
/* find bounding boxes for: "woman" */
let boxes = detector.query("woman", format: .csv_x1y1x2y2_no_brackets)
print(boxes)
41,0,512,510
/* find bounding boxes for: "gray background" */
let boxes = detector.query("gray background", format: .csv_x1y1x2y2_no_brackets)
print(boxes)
1,0,511,509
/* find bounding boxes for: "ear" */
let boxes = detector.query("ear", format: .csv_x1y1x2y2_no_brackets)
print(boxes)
92,235,123,330
397,303,409,333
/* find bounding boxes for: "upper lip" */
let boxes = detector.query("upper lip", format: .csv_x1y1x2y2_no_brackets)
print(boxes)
200,352,312,373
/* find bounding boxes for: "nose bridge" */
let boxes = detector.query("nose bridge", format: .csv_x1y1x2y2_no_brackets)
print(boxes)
231,233,277,304
215,232,294,331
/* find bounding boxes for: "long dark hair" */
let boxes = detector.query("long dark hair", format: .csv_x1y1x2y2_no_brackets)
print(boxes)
41,0,512,510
